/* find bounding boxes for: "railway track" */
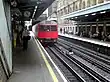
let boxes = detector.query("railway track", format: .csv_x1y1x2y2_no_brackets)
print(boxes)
58,38,110,65
55,39,110,81
46,48,81,82
58,38,110,73
47,46,102,82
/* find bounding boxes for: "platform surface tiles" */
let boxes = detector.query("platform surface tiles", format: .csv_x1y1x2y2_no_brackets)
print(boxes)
8,38,64,82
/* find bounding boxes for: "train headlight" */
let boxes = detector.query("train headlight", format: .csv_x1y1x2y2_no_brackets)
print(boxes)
40,40,43,42
54,39,56,42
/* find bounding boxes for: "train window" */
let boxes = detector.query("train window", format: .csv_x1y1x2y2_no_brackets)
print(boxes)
39,25,57,31
39,25,44,31
44,26,50,31
50,25,57,31
39,25,50,31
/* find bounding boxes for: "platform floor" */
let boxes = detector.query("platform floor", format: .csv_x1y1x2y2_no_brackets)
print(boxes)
7,38,64,82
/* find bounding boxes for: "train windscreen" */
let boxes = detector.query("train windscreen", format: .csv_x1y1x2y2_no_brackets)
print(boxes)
39,25,50,31
50,25,57,31
39,25,57,31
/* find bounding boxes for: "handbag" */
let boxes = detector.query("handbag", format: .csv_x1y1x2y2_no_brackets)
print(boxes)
27,36,31,40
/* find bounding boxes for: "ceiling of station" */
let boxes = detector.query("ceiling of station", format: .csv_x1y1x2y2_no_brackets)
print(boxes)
34,0,54,19
10,0,55,21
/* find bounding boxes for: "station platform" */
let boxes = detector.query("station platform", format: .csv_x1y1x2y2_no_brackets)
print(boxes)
59,33,110,55
7,37,65,82
59,33,110,47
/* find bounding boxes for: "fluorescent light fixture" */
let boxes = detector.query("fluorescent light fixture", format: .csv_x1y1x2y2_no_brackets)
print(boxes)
34,9,36,12
75,17,77,18
32,12,35,18
100,11,106,14
35,6,37,9
91,13,96,15
32,6,38,18
85,15,88,17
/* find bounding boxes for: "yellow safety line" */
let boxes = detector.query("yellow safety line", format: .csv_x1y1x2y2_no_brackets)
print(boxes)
36,40,58,82
14,39,16,48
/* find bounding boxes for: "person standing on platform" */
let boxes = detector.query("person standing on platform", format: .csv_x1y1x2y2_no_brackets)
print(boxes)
19,25,23,44
22,28,29,50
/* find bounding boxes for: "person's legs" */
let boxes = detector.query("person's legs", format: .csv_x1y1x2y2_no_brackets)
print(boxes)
25,40,28,50
27,40,28,49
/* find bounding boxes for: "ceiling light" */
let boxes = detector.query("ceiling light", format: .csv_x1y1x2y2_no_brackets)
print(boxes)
35,6,37,9
91,13,96,15
75,17,77,18
34,9,36,12
100,11,106,14
85,15,88,17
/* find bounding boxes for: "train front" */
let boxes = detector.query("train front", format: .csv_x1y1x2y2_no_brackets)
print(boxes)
38,24,58,43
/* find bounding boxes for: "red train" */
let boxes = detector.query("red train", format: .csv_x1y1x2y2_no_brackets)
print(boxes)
32,20,58,43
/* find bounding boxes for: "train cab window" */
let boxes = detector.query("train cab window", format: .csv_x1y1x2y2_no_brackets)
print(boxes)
39,25,45,31
44,26,50,31
50,25,57,31
39,25,50,31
